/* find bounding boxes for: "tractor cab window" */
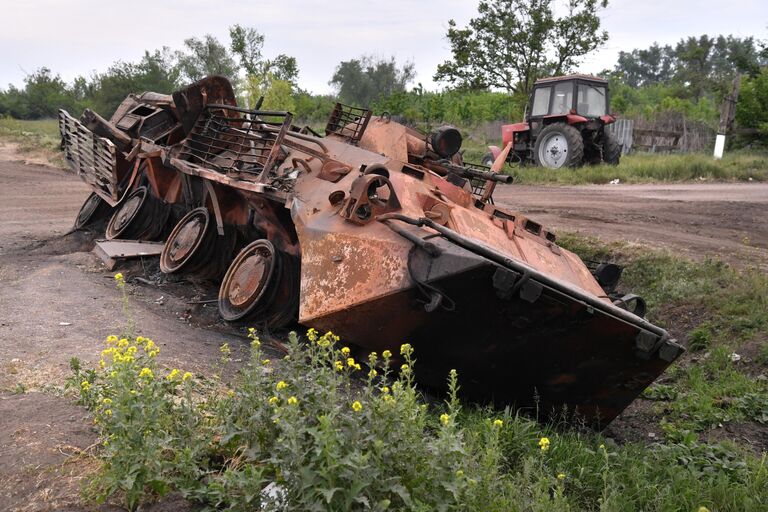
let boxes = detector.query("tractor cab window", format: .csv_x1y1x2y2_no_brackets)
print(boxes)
577,84,607,116
551,82,573,115
531,87,551,116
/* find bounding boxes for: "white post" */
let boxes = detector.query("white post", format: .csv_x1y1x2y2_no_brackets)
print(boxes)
713,134,726,160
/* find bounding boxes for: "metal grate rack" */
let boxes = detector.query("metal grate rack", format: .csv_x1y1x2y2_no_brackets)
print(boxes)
325,103,372,143
179,104,293,177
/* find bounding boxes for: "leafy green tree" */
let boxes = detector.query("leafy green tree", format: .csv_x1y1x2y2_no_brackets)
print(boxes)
90,48,181,116
434,0,608,96
21,68,73,118
229,25,299,86
329,56,415,107
736,67,768,136
176,35,238,82
614,44,675,87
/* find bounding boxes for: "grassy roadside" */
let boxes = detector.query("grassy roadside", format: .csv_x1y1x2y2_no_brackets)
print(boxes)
61,239,767,511
461,138,768,184
0,117,64,166
559,233,768,436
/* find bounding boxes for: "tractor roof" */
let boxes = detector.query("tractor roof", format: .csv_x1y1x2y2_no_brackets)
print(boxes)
534,74,608,85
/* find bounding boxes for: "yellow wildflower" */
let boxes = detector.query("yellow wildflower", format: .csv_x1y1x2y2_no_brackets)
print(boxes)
368,369,377,379
136,336,145,345
227,389,235,398
538,437,550,452
351,400,363,412
698,508,710,512
126,346,137,356
268,396,279,406
341,347,351,356
80,381,91,391
599,443,606,451
167,369,180,381
220,343,231,356
106,335,118,345
400,343,412,355
117,338,129,348
381,386,390,394
493,419,504,428
182,371,193,382
287,396,298,406
262,359,270,365
440,413,450,426
139,367,153,379
148,349,159,358
276,380,288,391
113,273,124,282
382,350,392,359
334,360,344,371
456,469,464,477
99,359,105,369
144,339,157,352
354,363,361,371
110,371,118,379
382,395,393,402
347,357,356,367
307,327,318,341
557,473,566,480
318,337,330,348
104,409,112,417
102,398,112,405
400,363,410,373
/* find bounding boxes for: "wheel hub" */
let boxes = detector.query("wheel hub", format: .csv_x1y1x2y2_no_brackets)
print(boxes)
167,217,203,263
539,134,568,168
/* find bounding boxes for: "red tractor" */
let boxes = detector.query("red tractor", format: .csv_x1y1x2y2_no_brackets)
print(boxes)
483,74,620,169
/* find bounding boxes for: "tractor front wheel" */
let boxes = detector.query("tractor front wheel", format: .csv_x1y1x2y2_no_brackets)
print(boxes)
602,130,621,165
533,123,584,169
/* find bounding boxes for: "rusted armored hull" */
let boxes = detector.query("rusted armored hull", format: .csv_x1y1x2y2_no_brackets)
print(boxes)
58,76,683,426
311,233,677,425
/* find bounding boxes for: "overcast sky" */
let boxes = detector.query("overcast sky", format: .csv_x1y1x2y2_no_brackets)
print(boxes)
1,0,766,94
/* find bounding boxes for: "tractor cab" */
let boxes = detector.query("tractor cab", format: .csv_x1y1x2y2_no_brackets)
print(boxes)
528,75,610,121
484,74,620,169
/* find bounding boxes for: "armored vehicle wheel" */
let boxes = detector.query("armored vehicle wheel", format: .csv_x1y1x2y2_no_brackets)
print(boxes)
533,123,584,169
105,186,170,241
74,192,113,229
160,207,236,279
218,239,299,327
602,131,621,165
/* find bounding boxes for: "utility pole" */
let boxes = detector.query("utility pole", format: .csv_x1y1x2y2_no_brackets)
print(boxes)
714,74,741,159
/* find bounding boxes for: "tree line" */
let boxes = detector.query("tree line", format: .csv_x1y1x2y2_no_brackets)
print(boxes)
1,1,766,139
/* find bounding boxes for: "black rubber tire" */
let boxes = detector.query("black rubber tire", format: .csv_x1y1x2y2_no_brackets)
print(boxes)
532,123,584,169
481,152,494,167
602,130,621,165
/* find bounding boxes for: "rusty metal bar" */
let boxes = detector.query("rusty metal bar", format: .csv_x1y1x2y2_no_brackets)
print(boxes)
376,213,678,350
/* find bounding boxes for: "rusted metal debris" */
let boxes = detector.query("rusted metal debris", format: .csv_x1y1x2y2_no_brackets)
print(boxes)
92,239,165,270
59,76,683,426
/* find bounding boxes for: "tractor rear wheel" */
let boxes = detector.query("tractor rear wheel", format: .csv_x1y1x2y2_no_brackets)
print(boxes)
533,123,584,169
602,131,621,165
481,152,494,167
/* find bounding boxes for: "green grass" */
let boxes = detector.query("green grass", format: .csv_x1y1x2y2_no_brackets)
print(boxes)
559,233,768,433
0,118,63,163
461,137,768,184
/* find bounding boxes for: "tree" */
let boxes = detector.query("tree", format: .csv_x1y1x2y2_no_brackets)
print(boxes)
91,48,181,115
434,0,608,96
329,56,415,107
176,35,238,82
229,25,299,86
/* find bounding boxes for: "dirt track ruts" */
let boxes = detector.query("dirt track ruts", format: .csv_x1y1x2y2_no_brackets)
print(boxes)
494,182,768,268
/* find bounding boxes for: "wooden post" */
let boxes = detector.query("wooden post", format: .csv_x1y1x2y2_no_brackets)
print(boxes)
714,74,741,159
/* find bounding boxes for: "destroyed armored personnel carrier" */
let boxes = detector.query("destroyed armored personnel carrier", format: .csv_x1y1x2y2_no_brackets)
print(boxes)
59,76,682,426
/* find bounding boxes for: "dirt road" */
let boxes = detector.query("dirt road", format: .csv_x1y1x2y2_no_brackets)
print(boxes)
0,147,765,510
494,183,768,268
0,149,244,511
